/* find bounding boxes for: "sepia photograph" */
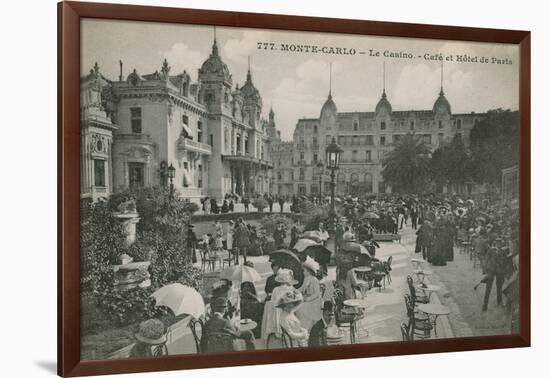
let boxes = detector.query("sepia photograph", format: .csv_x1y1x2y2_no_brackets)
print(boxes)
79,17,521,362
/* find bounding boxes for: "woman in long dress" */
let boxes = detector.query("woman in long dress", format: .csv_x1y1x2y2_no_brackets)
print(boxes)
261,269,298,341
277,289,309,348
296,257,322,331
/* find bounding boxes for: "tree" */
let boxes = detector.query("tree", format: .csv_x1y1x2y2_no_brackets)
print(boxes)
469,109,519,187
382,133,431,193
430,133,470,192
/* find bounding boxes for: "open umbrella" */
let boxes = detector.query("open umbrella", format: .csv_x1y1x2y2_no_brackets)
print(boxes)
220,265,262,283
269,249,304,286
293,238,320,253
364,212,379,220
301,230,323,243
341,242,372,257
302,244,332,265
151,283,205,319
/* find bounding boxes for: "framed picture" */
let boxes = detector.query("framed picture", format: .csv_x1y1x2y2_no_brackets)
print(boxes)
58,1,530,376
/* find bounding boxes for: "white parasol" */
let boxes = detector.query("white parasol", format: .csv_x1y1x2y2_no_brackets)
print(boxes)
293,238,320,253
151,283,205,319
220,265,262,283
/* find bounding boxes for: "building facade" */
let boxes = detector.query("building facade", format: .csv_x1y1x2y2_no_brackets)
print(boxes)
271,79,486,197
80,37,275,202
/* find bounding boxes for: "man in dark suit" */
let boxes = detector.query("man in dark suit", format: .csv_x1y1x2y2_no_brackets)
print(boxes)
308,301,335,347
204,297,256,351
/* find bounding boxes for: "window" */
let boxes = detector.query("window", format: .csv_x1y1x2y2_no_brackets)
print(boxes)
130,107,142,134
197,121,203,142
381,121,386,130
244,137,249,154
392,134,402,143
423,134,432,145
299,168,305,181
313,153,318,162
352,150,358,162
366,150,372,162
438,133,445,143
278,172,282,180
352,136,358,146
410,121,415,130
198,164,203,188
456,132,463,139
380,135,386,145
366,135,374,145
313,124,318,133
378,181,386,194
300,152,305,161
312,137,318,148
182,114,189,126
209,134,214,147
129,162,144,189
236,135,241,153
94,159,106,187
438,120,443,128
457,119,462,129
326,135,332,144
353,120,358,131
365,173,373,193
338,136,345,145
298,184,307,195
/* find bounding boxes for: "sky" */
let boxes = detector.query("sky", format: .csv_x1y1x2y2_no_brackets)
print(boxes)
81,19,519,141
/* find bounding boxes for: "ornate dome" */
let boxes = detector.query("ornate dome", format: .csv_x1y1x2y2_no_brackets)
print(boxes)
375,90,392,115
433,89,451,114
240,70,261,105
198,40,232,84
320,93,338,117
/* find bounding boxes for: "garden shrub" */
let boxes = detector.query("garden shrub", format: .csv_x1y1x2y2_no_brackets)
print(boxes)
252,198,268,212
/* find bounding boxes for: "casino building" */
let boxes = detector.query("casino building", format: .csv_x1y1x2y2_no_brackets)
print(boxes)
80,36,276,202
271,68,487,197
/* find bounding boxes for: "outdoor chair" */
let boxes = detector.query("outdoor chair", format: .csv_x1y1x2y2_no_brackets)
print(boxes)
189,318,205,353
404,294,432,340
407,275,429,305
221,249,235,269
197,247,208,272
205,332,236,353
205,249,220,272
400,322,411,341
281,327,294,348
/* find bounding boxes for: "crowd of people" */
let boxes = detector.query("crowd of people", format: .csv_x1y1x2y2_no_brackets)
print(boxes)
133,191,519,356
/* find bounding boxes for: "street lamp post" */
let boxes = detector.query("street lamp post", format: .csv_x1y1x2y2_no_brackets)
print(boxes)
325,137,343,216
167,163,176,199
316,161,324,203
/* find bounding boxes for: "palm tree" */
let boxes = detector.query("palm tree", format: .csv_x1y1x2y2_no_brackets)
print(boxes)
381,133,431,193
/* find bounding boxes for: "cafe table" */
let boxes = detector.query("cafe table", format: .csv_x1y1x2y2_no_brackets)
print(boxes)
416,303,450,336
239,319,257,333
410,258,426,270
415,284,441,301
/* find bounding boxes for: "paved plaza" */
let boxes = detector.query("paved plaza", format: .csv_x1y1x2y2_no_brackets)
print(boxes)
161,223,458,356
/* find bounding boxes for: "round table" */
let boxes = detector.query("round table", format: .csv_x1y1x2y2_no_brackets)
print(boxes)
410,258,426,270
417,303,450,336
415,284,441,301
239,319,257,332
344,299,368,308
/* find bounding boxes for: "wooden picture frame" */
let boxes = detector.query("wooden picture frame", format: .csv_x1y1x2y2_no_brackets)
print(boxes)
58,1,530,376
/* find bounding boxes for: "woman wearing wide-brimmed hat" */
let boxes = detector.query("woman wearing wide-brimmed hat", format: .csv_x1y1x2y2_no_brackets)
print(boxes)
296,257,322,331
277,288,308,347
130,319,168,357
261,268,298,340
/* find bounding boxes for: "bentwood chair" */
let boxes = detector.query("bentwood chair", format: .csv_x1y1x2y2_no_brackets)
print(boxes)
206,333,236,353
400,322,411,341
404,294,432,340
281,327,294,348
189,318,205,353
384,256,393,285
407,275,429,305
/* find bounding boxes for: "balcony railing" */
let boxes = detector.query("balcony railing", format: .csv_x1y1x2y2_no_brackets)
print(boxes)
178,137,212,155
